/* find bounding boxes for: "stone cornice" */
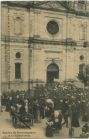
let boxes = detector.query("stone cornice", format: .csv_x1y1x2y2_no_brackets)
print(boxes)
1,1,89,17
33,6,89,17
1,36,29,43
29,37,77,46
29,38,89,48
1,36,89,47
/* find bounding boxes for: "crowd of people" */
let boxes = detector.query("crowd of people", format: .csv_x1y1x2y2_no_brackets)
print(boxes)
1,82,89,137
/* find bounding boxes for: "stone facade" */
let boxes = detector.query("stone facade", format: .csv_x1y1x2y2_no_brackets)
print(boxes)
1,1,89,92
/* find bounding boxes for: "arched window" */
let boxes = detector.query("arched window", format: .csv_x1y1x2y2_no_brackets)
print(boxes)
80,55,84,60
15,63,21,79
16,52,21,59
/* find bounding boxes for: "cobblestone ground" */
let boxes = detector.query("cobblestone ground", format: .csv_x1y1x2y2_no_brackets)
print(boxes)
0,112,86,138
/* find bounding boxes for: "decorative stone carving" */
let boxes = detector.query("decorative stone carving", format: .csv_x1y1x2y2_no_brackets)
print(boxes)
45,58,63,71
37,1,66,11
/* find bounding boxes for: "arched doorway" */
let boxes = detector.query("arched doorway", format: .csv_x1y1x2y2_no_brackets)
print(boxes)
47,63,59,83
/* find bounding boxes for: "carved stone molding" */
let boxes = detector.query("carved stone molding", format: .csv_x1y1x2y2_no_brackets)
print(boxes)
29,37,77,46
2,2,89,17
1,36,29,43
45,58,63,71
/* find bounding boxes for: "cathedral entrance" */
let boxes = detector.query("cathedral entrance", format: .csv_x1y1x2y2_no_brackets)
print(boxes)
47,63,59,83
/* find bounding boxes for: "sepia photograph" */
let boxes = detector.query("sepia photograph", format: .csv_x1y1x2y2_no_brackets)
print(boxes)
1,1,89,138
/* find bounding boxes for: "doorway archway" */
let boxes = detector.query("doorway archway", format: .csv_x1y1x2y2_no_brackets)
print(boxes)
47,63,59,83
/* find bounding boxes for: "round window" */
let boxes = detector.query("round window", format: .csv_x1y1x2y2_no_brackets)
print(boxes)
47,20,59,35
80,55,84,60
16,52,21,58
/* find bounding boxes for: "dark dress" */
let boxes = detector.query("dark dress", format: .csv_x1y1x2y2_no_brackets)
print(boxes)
45,125,53,137
71,111,80,127
54,114,62,130
19,105,26,115
45,106,54,117
82,113,89,122
71,104,80,127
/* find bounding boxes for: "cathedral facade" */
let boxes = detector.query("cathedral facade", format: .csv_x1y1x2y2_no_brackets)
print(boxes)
1,1,89,92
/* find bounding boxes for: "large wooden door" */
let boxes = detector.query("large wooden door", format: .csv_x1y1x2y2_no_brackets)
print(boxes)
47,63,59,83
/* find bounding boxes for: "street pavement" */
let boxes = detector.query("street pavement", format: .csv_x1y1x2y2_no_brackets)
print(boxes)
0,112,86,138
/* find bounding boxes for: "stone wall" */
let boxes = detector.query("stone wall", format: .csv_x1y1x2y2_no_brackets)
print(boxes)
1,2,89,92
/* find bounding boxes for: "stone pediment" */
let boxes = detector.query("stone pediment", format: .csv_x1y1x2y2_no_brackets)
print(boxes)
34,1,67,11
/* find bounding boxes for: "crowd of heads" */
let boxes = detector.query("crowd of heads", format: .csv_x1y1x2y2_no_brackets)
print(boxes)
1,82,89,119
1,82,89,137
